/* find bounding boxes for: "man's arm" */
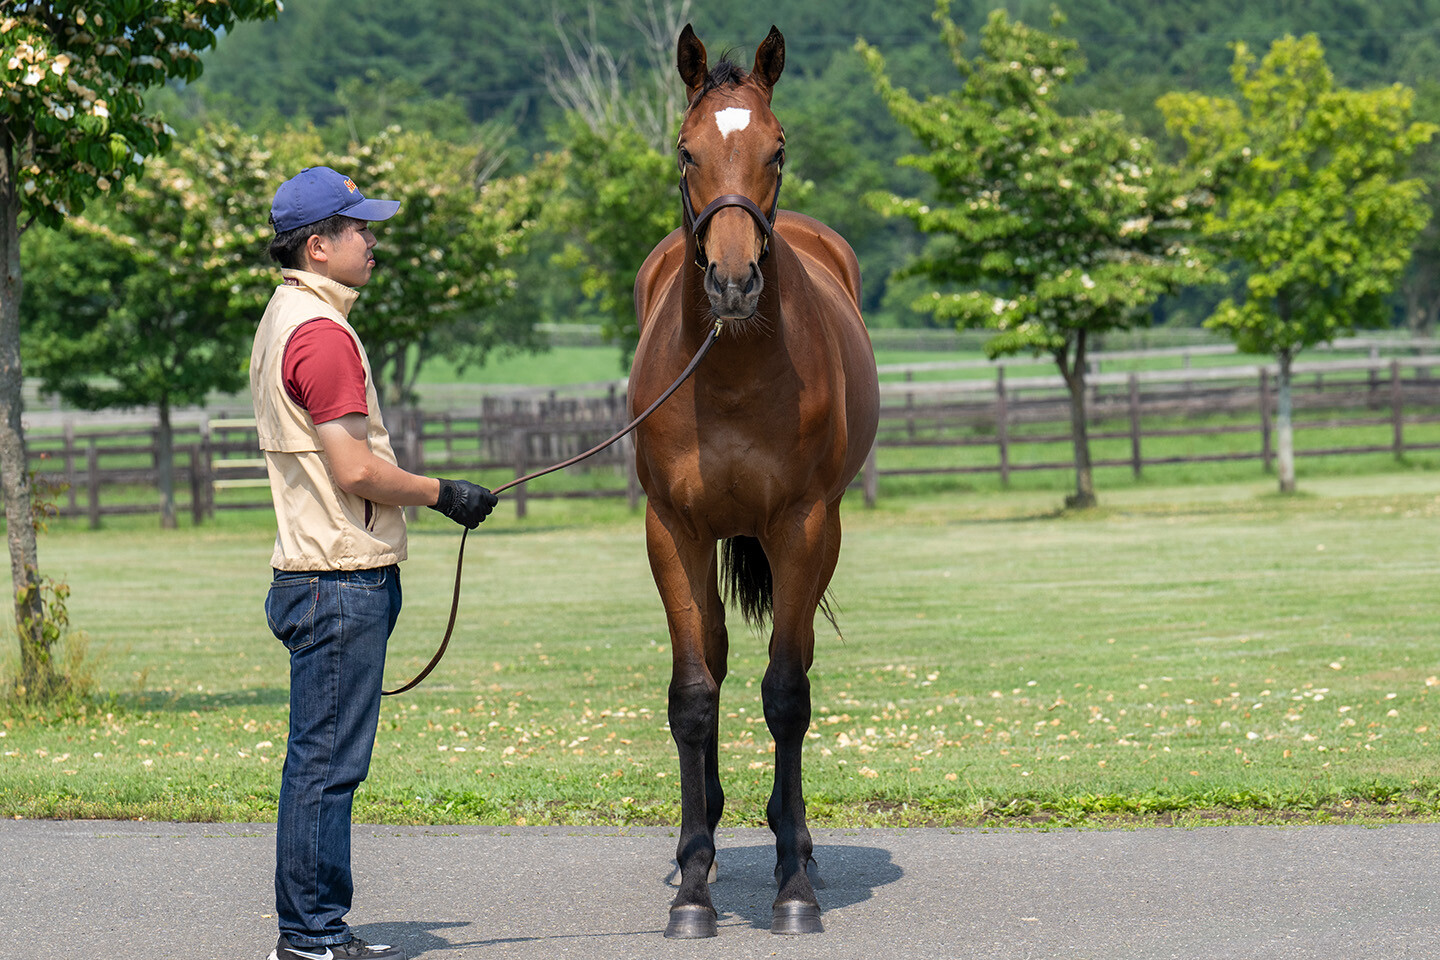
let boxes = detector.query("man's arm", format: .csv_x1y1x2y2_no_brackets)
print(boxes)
316,413,441,507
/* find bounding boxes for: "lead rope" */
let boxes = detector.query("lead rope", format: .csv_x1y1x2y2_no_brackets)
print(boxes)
382,321,724,696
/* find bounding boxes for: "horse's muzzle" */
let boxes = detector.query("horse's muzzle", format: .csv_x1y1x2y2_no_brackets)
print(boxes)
704,261,764,318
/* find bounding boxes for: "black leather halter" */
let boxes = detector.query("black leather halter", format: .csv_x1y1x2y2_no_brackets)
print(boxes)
680,167,782,269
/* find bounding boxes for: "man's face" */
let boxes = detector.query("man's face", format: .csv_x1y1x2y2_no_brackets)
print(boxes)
315,220,377,287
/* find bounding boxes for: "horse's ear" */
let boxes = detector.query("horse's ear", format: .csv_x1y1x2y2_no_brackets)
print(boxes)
677,24,708,101
752,25,785,97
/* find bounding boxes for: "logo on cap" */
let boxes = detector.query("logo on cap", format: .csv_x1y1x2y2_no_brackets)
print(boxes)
343,177,358,194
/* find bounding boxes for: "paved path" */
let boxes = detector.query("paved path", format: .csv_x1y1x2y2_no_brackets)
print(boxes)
5,820,1438,959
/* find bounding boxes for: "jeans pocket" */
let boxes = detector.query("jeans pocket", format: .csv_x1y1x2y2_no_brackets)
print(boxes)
266,574,319,651
344,566,389,590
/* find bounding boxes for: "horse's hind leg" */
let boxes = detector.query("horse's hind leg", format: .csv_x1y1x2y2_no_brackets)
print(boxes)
647,505,724,938
761,499,836,935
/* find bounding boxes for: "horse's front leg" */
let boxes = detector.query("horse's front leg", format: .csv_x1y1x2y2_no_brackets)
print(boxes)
646,505,726,939
761,499,836,935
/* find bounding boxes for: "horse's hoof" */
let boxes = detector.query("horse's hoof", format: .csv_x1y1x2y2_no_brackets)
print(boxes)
772,901,823,935
665,904,718,939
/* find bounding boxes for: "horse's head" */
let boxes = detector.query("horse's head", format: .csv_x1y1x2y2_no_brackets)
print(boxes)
675,24,786,321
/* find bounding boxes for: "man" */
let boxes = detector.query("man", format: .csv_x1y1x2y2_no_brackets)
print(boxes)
253,166,497,960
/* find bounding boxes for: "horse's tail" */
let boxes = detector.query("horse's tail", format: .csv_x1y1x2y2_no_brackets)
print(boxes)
721,536,840,635
722,536,772,629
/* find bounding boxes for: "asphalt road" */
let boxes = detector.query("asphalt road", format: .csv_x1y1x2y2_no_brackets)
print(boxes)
4,820,1438,960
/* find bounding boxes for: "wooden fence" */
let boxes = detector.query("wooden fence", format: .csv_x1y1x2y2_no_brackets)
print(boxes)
22,353,1440,526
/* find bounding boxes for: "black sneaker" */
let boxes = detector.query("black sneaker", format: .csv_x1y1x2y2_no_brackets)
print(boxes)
270,935,405,960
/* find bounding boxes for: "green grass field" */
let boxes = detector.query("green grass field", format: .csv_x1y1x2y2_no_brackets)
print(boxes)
416,338,1393,389
4,471,1440,827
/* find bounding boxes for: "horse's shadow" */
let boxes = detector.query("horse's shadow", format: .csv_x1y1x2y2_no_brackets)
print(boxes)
676,841,904,931
357,841,902,950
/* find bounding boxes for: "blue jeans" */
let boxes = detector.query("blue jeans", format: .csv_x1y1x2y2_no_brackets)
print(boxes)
266,565,402,947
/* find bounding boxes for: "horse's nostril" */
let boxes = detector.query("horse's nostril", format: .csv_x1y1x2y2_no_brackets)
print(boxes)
744,264,762,297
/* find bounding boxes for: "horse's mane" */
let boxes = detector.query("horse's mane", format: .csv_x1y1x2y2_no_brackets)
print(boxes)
694,55,747,104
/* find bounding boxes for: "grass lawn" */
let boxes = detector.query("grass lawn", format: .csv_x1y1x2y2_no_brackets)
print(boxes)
413,338,1398,389
3,473,1440,827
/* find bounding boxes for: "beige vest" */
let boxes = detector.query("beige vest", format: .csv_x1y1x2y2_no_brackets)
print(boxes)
250,268,407,571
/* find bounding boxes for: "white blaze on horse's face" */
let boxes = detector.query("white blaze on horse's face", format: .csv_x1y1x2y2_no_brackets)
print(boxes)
714,107,751,139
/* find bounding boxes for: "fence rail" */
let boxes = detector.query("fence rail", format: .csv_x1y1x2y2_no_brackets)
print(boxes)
20,353,1440,526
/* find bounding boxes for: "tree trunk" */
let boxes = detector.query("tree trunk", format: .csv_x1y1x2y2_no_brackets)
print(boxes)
157,399,176,529
1276,348,1296,494
1059,331,1097,509
0,134,45,693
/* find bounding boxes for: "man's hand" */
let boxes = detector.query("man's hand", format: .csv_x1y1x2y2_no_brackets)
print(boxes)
430,478,499,528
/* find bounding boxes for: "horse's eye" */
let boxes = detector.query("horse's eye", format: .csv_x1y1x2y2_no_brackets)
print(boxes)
679,146,695,167
773,148,786,167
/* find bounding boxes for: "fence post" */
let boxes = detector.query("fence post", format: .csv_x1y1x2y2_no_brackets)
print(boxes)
904,370,915,439
864,438,878,508
1368,346,1381,408
512,427,528,519
188,444,205,526
63,421,77,517
1128,373,1142,478
1391,359,1404,459
86,438,101,530
199,418,215,521
1259,367,1273,473
996,366,1010,487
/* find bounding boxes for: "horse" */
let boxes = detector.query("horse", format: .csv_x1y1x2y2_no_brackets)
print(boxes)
629,23,880,939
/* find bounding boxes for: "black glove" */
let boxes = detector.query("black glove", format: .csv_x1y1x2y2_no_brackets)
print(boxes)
430,478,498,528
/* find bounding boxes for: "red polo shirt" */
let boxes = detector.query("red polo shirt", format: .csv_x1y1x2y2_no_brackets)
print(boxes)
281,318,369,423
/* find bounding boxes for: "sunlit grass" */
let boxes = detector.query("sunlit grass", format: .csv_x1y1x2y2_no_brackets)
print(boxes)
3,473,1440,826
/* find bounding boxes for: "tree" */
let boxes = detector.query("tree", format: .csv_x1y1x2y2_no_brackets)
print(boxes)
543,0,690,366
545,0,690,157
21,123,275,528
1159,35,1436,494
858,2,1212,508
0,0,279,697
327,124,552,408
548,116,675,365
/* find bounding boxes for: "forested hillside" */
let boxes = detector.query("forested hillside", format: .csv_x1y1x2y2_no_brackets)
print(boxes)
192,0,1440,134
121,1,1440,337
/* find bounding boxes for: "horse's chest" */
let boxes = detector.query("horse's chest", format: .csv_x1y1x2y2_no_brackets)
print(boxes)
644,402,831,526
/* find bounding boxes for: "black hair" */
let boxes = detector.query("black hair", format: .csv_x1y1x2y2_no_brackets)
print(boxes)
266,214,361,269
691,56,747,106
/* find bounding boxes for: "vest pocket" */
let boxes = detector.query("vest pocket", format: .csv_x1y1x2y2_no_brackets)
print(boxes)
266,574,320,651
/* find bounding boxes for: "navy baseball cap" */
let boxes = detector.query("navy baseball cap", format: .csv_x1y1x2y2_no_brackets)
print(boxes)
269,166,400,233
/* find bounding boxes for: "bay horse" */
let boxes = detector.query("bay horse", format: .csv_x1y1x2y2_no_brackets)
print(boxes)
629,23,880,939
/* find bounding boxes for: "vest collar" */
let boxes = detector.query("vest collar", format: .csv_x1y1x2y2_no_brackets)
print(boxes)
280,268,360,319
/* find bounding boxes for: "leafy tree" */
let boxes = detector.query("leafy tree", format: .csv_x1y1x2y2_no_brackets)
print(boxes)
780,46,928,323
21,123,275,529
543,0,688,366
324,124,553,408
1158,34,1435,494
549,115,675,365
0,0,279,698
858,2,1212,508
